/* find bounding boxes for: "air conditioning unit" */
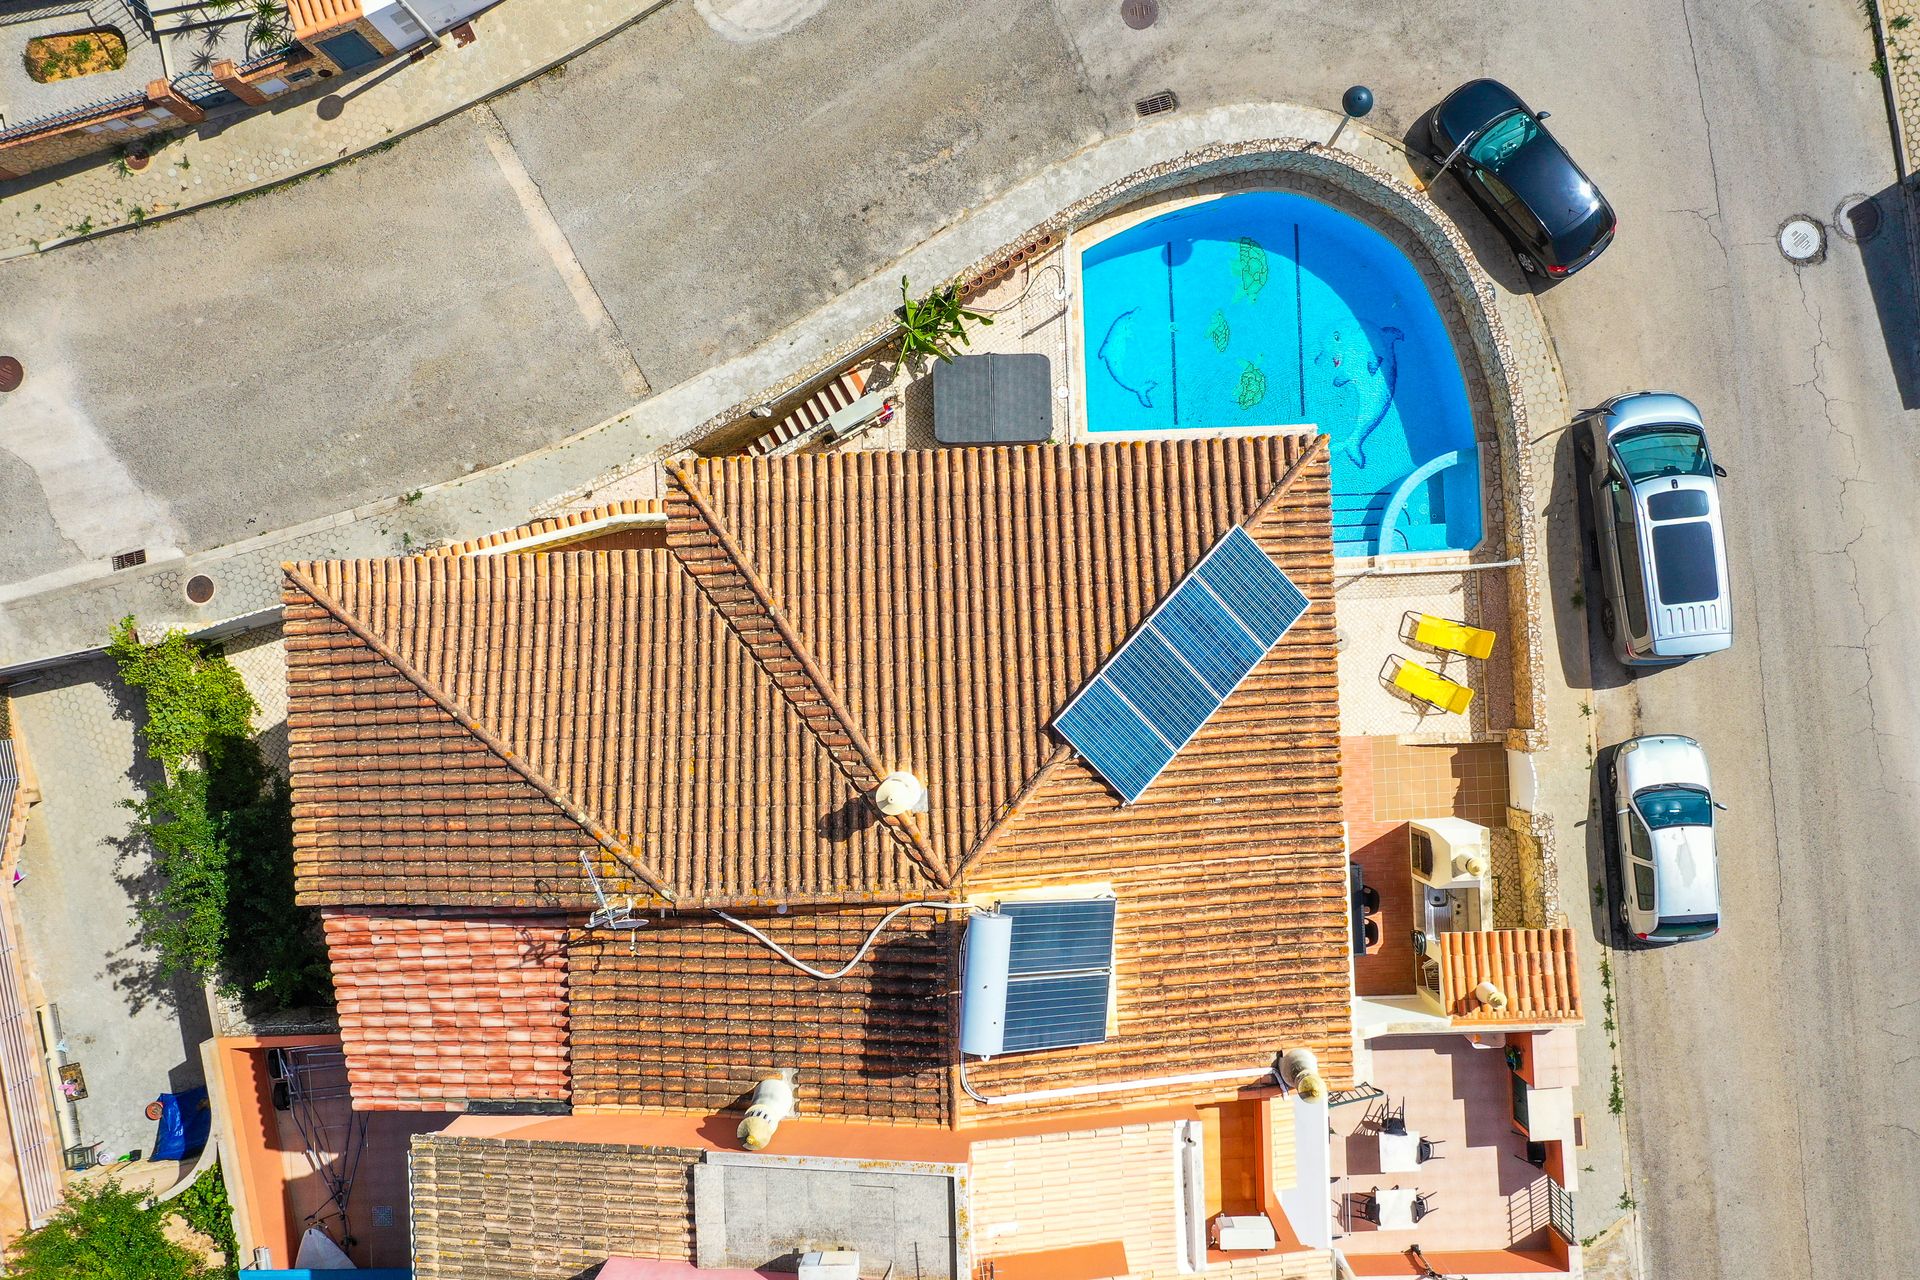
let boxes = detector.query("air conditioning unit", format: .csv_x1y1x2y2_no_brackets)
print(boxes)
1409,818,1492,889
1215,1215,1278,1251
797,1250,860,1280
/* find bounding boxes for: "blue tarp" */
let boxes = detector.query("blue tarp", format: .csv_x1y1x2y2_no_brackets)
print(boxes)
149,1086,211,1162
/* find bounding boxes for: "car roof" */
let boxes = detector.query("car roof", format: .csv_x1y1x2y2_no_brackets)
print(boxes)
1650,825,1720,917
1494,135,1607,236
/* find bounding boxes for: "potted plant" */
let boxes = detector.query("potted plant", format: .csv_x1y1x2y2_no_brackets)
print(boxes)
897,275,992,365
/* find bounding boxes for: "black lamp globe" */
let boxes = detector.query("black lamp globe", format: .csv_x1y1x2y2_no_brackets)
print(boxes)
1342,85,1375,119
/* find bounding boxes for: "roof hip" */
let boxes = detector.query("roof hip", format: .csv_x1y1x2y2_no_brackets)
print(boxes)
282,562,678,901
665,462,950,888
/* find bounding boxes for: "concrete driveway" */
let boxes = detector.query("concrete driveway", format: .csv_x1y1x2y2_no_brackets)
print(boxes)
0,0,1913,1274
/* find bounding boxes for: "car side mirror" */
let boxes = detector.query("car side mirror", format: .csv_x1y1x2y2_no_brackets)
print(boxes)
1713,801,1729,812
1713,463,1728,478
1537,109,1551,121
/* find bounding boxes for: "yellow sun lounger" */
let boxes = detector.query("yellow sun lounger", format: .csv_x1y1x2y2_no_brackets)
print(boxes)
1389,655,1475,714
1412,613,1497,660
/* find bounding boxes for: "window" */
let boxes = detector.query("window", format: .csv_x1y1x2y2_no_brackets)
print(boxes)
1626,812,1654,864
1651,521,1719,604
998,899,1118,1053
1631,860,1656,912
1610,485,1650,639
1646,489,1709,520
1652,915,1717,940
1466,110,1538,172
1635,786,1712,830
1613,427,1711,481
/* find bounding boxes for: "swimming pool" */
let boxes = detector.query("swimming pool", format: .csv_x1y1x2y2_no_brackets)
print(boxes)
1080,191,1481,556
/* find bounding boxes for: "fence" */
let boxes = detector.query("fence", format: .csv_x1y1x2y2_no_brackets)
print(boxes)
1547,1177,1575,1244
0,90,147,146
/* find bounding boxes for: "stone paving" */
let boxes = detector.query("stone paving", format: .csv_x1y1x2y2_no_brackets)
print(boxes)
7,658,211,1167
1880,0,1920,173
0,0,666,257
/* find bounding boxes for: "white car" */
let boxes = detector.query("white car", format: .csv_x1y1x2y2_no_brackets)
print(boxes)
1611,735,1722,944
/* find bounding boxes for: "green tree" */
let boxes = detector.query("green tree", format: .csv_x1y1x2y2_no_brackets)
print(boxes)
105,618,256,774
106,617,331,1013
6,1177,214,1280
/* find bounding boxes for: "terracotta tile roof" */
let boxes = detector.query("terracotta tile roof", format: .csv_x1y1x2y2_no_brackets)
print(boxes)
286,0,362,42
568,909,954,1122
1437,927,1583,1024
283,551,932,909
409,1135,695,1280
286,438,1352,1117
324,911,571,1111
431,499,666,557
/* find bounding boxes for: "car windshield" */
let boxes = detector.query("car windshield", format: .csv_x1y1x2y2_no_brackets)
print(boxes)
1613,427,1711,481
1652,915,1718,940
1466,110,1537,172
1635,785,1712,830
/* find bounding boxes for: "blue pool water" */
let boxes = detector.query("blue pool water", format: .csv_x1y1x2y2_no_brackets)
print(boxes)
1081,191,1481,556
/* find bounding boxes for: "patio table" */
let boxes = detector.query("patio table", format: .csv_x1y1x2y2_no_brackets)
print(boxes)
1374,1186,1418,1230
1378,1128,1421,1173
932,353,1054,445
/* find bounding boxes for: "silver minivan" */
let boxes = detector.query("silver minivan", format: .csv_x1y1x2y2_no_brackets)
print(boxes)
1576,392,1732,665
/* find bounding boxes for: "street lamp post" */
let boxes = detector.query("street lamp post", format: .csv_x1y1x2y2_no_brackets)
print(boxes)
1328,84,1373,148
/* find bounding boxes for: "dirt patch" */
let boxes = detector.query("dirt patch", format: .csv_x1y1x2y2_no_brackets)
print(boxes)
25,28,129,84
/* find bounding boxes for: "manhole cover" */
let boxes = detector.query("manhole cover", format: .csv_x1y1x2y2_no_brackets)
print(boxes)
1121,0,1158,29
185,574,215,604
0,357,20,393
1834,193,1882,243
1778,215,1825,265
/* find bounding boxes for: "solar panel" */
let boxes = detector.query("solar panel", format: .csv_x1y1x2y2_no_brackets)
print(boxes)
1053,526,1309,803
998,899,1117,1053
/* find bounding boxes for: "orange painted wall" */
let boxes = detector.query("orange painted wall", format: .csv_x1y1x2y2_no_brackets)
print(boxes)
213,1034,337,1266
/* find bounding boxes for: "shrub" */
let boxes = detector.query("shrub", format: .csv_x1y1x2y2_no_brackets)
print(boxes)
107,618,331,1013
897,275,992,363
105,618,255,774
6,1177,214,1280
171,1166,238,1280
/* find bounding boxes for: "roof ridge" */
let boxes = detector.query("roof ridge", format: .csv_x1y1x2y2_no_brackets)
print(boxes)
952,434,1328,877
282,562,679,902
664,463,950,889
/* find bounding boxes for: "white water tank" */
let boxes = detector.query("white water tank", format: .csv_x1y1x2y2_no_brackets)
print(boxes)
959,911,1013,1057
874,771,928,815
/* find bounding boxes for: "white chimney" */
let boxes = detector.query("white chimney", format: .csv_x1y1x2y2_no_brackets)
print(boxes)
1473,980,1510,1012
737,1069,798,1150
1278,1048,1326,1100
874,771,928,816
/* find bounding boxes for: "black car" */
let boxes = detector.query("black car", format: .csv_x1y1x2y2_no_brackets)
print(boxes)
1423,79,1616,278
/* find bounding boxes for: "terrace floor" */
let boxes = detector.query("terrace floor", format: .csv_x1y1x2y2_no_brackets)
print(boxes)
1343,734,1512,997
1334,566,1513,743
1330,1035,1556,1256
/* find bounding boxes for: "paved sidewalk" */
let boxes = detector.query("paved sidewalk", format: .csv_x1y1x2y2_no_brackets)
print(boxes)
0,0,668,259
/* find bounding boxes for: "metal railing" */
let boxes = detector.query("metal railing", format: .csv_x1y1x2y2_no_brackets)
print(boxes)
238,41,298,74
1547,1178,1575,1243
0,90,147,145
170,69,228,101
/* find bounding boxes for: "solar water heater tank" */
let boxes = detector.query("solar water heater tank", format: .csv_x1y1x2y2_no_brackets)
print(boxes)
959,910,1013,1058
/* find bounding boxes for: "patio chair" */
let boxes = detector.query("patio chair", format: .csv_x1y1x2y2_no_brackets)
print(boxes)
1351,1191,1381,1225
1380,1098,1408,1136
1412,1192,1436,1223
1384,654,1474,715
1417,1136,1444,1162
1405,610,1497,660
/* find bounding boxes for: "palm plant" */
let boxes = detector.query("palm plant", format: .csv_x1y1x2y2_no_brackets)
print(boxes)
897,275,992,364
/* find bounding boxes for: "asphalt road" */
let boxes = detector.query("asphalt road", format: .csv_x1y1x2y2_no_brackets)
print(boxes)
1,0,1913,1274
